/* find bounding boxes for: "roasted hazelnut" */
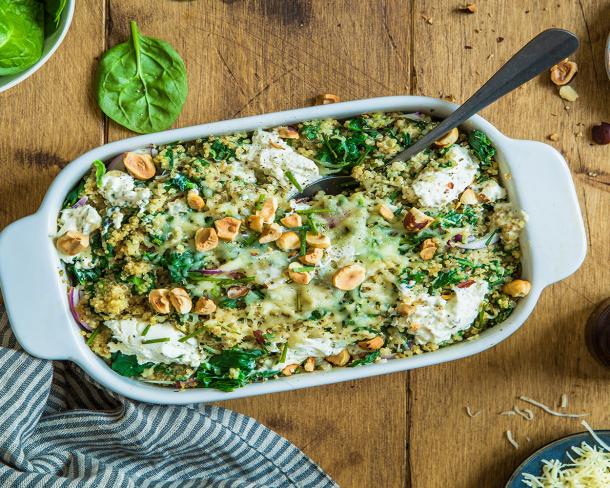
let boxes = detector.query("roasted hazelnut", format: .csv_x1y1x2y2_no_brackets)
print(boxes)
303,357,316,372
56,231,89,255
299,247,323,265
281,364,299,376
459,189,478,205
195,227,219,252
550,59,577,86
227,286,249,299
419,238,437,260
186,189,205,211
305,233,331,249
169,288,192,314
358,336,384,351
277,126,300,139
276,231,301,251
214,217,242,241
434,127,459,147
123,152,156,180
259,223,282,244
247,214,265,233
332,264,366,291
280,213,302,228
259,197,278,223
194,297,216,315
503,279,531,298
315,93,340,105
325,349,350,366
149,289,171,314
288,262,313,285
403,208,434,232
378,204,395,221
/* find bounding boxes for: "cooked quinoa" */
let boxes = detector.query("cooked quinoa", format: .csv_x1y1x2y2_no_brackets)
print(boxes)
55,111,527,391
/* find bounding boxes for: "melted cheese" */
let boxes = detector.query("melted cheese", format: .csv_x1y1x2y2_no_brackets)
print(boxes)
100,171,151,209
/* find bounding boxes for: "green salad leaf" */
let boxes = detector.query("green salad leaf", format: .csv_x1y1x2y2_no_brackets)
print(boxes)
0,0,44,76
349,350,380,367
110,352,151,377
96,21,188,134
92,160,106,187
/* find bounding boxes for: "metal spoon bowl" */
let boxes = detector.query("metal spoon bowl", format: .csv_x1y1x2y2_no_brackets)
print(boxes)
293,28,579,200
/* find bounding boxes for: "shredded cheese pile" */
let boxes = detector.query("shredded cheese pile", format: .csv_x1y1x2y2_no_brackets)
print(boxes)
521,421,610,487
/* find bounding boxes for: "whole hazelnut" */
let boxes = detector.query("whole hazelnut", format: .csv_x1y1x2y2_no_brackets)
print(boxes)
592,122,610,145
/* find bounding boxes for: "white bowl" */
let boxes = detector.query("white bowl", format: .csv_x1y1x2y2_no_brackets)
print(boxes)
0,96,587,404
0,0,75,94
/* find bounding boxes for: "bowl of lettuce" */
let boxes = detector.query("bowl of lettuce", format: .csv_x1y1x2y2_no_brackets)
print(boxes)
0,0,75,93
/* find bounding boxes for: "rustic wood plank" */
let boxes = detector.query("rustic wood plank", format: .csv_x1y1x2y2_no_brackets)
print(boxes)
410,1,610,487
105,1,412,487
0,0,105,228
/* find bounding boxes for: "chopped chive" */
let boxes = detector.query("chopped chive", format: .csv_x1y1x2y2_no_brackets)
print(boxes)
292,266,315,273
188,273,255,285
485,228,499,246
254,194,266,210
279,343,288,363
296,208,332,215
142,337,170,344
178,326,207,343
308,214,319,234
141,323,152,336
299,229,307,256
86,327,101,346
285,171,303,192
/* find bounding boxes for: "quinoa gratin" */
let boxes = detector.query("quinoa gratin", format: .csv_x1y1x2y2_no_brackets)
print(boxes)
55,112,529,391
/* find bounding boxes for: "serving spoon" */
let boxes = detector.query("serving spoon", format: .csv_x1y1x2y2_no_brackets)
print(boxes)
293,28,579,199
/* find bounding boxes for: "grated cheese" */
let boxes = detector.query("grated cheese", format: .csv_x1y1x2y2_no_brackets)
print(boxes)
522,423,610,487
466,406,481,418
519,396,589,418
506,430,519,449
514,406,535,421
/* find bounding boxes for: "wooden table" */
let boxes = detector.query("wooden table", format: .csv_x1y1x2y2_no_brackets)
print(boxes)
2,1,608,486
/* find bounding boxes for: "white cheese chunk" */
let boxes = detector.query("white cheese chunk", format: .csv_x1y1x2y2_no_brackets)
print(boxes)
239,130,320,188
100,171,151,209
272,337,347,370
106,319,204,367
476,179,507,202
394,280,488,344
57,204,101,237
412,145,477,208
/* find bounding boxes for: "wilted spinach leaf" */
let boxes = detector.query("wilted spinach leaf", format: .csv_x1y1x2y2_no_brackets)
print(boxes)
468,130,496,166
349,350,380,367
96,21,188,134
196,348,273,391
0,0,44,76
111,352,151,377
166,173,197,192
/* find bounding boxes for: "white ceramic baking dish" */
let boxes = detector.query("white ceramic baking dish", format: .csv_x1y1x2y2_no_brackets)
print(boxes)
0,96,586,404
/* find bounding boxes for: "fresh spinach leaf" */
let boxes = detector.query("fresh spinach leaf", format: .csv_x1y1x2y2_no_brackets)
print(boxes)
96,21,188,134
166,173,197,192
43,0,67,34
62,179,86,208
468,130,496,166
208,140,234,162
165,250,204,283
110,352,151,377
430,269,463,290
0,0,44,76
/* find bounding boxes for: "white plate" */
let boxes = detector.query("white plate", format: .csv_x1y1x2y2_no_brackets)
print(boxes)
0,0,75,93
0,96,587,404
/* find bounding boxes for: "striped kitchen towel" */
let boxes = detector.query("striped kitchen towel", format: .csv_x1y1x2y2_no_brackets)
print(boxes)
0,309,337,488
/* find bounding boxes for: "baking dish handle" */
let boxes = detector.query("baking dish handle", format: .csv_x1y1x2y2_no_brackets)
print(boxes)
0,214,81,360
504,139,587,286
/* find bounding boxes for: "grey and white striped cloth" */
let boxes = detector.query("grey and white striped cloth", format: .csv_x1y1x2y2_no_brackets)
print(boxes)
0,308,337,488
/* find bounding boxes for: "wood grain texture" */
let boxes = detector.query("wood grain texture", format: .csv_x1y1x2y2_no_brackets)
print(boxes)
1,1,609,487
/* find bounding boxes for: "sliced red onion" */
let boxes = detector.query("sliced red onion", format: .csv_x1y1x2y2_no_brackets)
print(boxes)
455,230,500,250
456,279,475,289
403,112,426,121
107,153,126,171
68,286,92,332
72,196,88,208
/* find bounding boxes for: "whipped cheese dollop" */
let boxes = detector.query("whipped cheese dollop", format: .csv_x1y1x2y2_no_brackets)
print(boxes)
271,337,347,371
100,171,151,209
412,145,477,208
475,179,507,202
394,280,488,345
239,130,320,188
106,319,204,367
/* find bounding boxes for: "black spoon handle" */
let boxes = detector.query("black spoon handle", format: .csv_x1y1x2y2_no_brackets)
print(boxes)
391,28,579,163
